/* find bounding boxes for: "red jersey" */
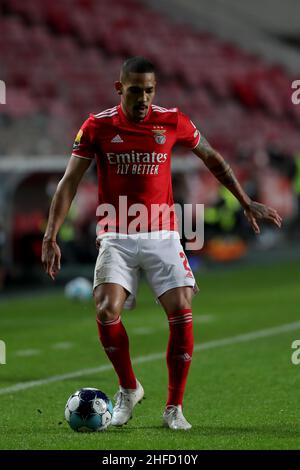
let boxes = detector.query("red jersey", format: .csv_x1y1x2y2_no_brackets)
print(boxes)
72,104,200,234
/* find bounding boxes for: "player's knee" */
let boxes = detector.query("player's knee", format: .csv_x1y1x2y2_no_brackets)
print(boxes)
167,298,192,316
177,300,192,311
95,301,120,323
161,287,193,316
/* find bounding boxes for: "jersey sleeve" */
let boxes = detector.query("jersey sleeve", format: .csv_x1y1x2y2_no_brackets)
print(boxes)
71,115,96,160
176,111,201,149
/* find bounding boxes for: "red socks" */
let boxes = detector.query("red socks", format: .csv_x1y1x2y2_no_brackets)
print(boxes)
96,308,194,405
166,308,194,406
96,316,137,389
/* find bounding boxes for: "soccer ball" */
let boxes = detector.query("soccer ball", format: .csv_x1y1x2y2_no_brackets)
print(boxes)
65,388,113,432
64,277,93,301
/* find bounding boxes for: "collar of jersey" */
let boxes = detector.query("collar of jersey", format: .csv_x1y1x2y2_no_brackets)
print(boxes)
118,104,152,125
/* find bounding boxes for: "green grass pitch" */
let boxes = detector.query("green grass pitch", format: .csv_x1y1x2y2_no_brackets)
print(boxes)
0,261,299,450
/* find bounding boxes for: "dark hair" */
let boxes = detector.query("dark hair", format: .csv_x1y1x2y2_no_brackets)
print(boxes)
121,56,155,81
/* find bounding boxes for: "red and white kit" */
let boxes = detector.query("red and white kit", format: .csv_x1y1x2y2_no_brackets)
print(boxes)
72,104,200,307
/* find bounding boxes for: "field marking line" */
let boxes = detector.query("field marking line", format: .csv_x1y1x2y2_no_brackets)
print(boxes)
14,349,41,357
1,320,300,396
131,314,215,335
193,314,215,324
51,342,74,350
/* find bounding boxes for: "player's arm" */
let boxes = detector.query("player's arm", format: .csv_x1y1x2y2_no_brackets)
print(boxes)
42,155,92,280
192,134,282,233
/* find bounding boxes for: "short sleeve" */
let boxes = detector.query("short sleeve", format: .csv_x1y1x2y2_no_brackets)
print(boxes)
71,115,95,160
176,111,201,149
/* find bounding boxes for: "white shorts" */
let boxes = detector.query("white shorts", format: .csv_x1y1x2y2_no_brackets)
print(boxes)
93,231,199,310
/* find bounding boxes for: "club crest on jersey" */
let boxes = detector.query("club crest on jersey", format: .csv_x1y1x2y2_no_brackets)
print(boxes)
152,126,166,145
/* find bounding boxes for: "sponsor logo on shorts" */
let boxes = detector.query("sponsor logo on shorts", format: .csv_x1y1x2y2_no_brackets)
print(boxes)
185,272,193,279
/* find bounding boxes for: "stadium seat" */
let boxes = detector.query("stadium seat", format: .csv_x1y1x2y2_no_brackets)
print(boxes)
1,0,299,160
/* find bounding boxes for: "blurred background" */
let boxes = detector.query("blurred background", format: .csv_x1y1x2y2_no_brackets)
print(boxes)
1,0,300,290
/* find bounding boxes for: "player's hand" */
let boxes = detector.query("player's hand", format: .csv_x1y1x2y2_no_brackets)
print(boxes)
243,201,282,234
41,239,61,280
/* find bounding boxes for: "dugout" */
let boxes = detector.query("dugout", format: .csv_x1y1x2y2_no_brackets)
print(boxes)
0,157,98,286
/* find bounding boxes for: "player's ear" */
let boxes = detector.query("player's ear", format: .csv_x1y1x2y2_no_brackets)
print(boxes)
115,81,122,95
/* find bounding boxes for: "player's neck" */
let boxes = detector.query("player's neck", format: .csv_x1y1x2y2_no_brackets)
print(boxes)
120,103,150,123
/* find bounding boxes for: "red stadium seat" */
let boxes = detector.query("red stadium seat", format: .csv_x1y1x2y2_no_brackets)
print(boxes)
1,0,300,158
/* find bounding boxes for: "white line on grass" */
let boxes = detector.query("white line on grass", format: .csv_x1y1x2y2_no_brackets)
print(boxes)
131,314,215,334
193,314,215,324
131,327,155,335
1,320,300,396
51,342,74,350
14,349,41,357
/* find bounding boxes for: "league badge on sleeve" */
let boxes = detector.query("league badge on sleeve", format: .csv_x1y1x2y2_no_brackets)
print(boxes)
73,129,83,150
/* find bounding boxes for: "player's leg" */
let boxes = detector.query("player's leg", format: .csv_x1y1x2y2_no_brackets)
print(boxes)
140,235,197,429
159,286,194,430
94,282,136,389
94,282,144,426
94,238,138,389
94,236,145,425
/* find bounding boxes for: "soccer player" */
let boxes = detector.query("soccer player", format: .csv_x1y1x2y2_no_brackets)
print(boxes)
42,56,282,430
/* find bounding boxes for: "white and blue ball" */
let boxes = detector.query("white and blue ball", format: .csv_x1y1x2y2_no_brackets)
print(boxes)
64,277,93,301
65,388,113,432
